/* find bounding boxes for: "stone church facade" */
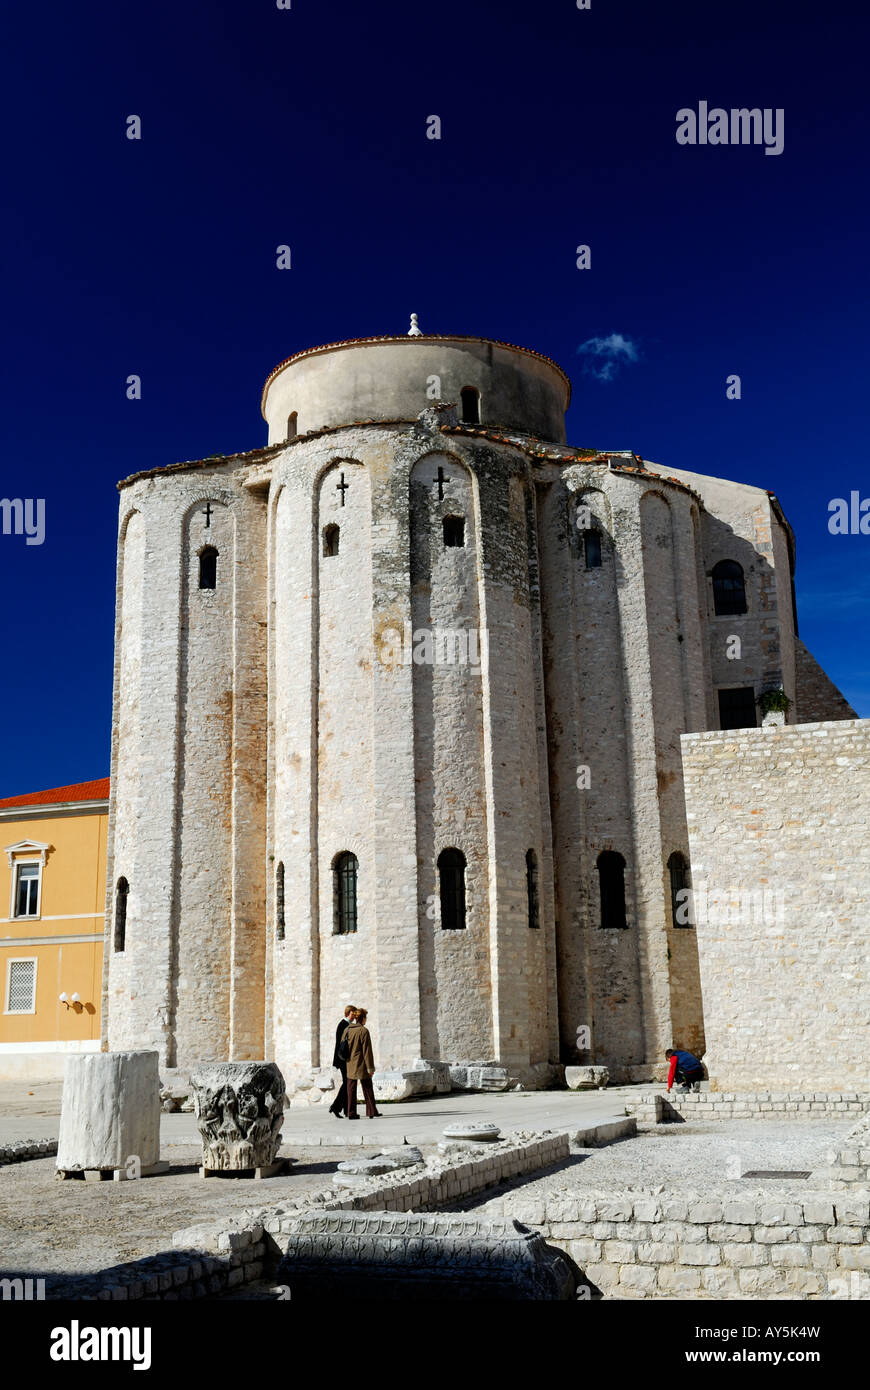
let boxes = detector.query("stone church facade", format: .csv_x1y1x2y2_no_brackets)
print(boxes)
102,330,856,1085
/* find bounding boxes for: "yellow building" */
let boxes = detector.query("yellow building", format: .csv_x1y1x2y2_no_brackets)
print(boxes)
0,778,108,1080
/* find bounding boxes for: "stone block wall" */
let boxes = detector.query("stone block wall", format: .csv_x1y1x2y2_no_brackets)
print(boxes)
44,1132,571,1301
50,1242,268,1302
794,639,857,723
626,1092,870,1125
0,1137,57,1165
682,720,870,1091
813,1113,870,1189
485,1187,870,1299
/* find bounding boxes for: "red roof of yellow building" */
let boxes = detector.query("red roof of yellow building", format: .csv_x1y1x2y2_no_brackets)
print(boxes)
0,778,110,809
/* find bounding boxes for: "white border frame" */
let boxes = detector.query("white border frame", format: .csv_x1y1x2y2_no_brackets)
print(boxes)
8,856,44,921
4,956,37,1014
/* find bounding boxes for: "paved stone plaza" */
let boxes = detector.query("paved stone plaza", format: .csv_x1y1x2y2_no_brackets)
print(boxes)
0,1078,631,1147
2,1079,863,1300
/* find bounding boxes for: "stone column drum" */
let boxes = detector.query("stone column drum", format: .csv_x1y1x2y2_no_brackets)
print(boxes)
190,1061,285,1172
56,1050,162,1175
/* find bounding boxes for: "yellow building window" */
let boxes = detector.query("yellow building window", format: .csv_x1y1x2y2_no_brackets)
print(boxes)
5,958,37,1013
14,863,40,917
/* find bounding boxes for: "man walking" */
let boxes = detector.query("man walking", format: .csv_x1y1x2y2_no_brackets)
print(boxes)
328,1004,356,1118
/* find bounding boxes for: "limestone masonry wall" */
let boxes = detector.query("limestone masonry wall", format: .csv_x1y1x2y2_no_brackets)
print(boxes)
794,639,858,723
682,719,870,1091
626,1091,870,1125
105,335,860,1086
487,1186,870,1299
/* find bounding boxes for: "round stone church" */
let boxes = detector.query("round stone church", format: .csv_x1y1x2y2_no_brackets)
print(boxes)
103,325,828,1087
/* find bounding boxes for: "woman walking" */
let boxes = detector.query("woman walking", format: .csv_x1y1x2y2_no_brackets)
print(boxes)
344,1007,382,1120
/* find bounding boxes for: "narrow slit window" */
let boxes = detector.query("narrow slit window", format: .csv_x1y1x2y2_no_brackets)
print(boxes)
668,852,692,928
597,851,627,929
460,387,481,424
526,849,540,929
199,546,218,590
585,529,602,568
333,852,358,935
276,862,285,941
438,848,467,929
323,524,340,557
287,412,298,440
114,876,128,952
443,515,465,548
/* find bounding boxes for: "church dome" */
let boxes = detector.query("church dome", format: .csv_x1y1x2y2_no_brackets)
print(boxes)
261,331,571,445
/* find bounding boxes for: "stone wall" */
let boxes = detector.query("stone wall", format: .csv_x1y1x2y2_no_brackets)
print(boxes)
813,1113,870,1189
0,1137,57,1165
626,1091,870,1125
682,720,870,1091
486,1186,870,1299
106,335,851,1085
50,1243,267,1302
48,1131,571,1301
794,639,857,723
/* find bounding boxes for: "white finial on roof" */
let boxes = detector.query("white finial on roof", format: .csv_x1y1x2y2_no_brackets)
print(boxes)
408,313,422,337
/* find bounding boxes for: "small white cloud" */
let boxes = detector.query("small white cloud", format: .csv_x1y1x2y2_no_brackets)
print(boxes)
577,333,640,382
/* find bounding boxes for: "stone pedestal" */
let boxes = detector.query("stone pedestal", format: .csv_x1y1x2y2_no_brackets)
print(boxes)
56,1050,162,1176
191,1061,285,1173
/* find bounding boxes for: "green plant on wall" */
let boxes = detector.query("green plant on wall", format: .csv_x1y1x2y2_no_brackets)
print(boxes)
756,688,792,717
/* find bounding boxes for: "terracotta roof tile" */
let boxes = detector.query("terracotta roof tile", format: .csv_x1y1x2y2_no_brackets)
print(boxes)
0,778,110,809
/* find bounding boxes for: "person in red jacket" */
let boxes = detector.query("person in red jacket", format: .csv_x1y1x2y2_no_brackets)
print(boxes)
666,1048,704,1092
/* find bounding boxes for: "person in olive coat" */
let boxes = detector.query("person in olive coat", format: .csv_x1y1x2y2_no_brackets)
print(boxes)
344,1007,381,1120
328,1003,357,1118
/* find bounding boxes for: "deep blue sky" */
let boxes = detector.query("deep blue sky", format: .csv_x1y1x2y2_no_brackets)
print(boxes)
2,0,868,796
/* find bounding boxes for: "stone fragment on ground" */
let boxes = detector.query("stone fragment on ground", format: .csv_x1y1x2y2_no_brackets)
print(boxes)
565,1066,610,1091
443,1122,501,1142
335,1145,425,1176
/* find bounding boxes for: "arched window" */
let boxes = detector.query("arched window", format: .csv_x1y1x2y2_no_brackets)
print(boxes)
442,515,465,548
323,524,340,557
438,848,467,930
286,411,298,440
526,849,540,929
333,852,358,935
597,851,627,929
712,559,747,615
276,862,285,941
584,529,602,569
460,387,481,424
668,852,692,928
199,546,217,590
114,877,128,953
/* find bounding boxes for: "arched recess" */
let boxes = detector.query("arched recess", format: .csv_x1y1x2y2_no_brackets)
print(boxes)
641,488,705,1056
314,461,375,1057
556,475,638,1067
109,507,145,994
409,452,491,1060
570,487,612,571
173,496,235,1062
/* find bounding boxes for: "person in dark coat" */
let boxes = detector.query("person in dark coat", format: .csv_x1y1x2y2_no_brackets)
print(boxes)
345,1008,381,1120
328,1004,357,1118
